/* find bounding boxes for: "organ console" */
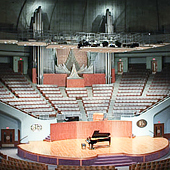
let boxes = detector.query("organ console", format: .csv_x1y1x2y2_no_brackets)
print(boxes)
86,130,111,149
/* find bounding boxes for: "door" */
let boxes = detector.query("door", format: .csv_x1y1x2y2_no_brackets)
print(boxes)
152,60,157,74
154,123,164,137
18,60,24,73
1,129,15,147
118,61,123,74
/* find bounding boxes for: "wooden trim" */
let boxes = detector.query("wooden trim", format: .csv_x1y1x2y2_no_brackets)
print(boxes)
17,137,169,165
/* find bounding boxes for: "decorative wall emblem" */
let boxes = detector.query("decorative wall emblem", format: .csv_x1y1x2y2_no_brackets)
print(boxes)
6,136,10,140
137,119,147,128
31,124,42,132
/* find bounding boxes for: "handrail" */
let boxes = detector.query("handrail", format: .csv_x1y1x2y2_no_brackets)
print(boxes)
121,94,170,118
20,135,28,142
138,94,170,115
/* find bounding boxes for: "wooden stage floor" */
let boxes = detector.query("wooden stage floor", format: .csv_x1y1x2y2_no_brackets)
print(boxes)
19,136,169,159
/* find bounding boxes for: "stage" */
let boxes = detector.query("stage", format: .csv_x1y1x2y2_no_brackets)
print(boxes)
18,136,169,166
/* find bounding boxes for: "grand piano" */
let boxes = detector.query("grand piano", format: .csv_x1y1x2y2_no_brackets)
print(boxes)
86,130,111,149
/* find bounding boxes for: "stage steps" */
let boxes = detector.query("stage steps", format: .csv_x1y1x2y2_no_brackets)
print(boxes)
92,155,136,167
43,134,51,142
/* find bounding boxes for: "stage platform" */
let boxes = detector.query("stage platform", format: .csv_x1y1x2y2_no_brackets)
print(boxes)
18,136,169,166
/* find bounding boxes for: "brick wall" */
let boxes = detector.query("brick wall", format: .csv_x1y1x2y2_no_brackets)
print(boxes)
43,74,67,86
67,78,85,87
83,74,106,86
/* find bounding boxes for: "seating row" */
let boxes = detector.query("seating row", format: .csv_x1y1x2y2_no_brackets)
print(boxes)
0,94,14,99
16,104,51,109
37,84,58,88
116,96,163,100
92,84,114,87
93,93,112,97
114,103,152,106
93,90,113,94
149,87,170,90
65,88,88,99
83,100,110,104
0,91,10,95
118,90,143,93
120,81,146,84
1,98,44,102
48,97,81,120
129,158,170,170
0,152,7,159
0,156,47,170
84,103,109,107
1,78,27,82
113,110,140,115
4,81,29,85
117,93,142,96
8,101,47,106
115,99,157,103
113,106,147,110
16,94,41,98
121,78,147,81
11,87,35,91
119,84,145,87
66,87,87,91
82,94,110,120
38,88,60,91
114,65,149,116
146,92,169,96
118,87,144,90
82,97,111,101
14,91,38,95
92,87,113,90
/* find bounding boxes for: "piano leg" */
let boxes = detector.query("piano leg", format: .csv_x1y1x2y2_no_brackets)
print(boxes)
90,144,94,150
109,140,111,146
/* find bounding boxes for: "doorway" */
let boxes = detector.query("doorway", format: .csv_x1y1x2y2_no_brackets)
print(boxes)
1,129,15,147
152,60,157,74
118,61,123,74
154,123,164,137
18,60,24,73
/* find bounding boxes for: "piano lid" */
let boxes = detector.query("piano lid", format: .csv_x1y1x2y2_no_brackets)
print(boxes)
92,130,110,138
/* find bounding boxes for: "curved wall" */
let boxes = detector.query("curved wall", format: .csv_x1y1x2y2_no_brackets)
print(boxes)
0,101,56,143
121,97,170,137
0,0,170,33
50,120,132,141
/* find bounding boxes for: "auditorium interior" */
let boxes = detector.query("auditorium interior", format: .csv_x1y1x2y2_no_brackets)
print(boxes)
0,0,170,170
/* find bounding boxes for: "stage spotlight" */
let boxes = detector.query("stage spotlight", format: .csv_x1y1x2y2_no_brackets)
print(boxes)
102,41,109,47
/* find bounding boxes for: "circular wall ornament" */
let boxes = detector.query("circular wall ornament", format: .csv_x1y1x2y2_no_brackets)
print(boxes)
6,136,10,140
31,124,42,132
137,119,147,128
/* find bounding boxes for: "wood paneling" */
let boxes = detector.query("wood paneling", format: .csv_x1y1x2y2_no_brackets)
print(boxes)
32,68,37,84
67,78,85,88
57,49,70,65
73,49,87,68
50,120,132,141
83,74,106,86
43,74,67,86
18,136,169,159
111,68,115,83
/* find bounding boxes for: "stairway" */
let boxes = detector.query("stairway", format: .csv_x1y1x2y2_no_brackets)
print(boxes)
43,134,51,142
78,100,87,121
107,75,122,120
142,74,154,97
92,155,136,167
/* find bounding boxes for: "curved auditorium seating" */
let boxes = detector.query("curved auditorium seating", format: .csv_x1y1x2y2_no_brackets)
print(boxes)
129,158,170,170
0,155,48,170
0,64,170,121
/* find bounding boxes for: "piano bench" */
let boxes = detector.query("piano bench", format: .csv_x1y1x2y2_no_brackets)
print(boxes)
81,143,86,149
